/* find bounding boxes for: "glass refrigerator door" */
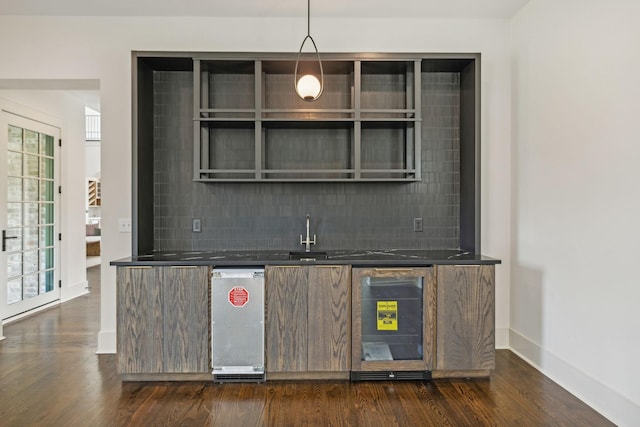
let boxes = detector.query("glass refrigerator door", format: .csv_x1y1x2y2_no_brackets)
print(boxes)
360,276,424,362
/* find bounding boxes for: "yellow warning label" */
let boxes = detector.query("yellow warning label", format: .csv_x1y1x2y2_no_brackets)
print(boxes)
377,301,398,331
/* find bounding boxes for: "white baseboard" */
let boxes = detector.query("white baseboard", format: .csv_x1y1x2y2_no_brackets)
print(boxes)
97,330,116,354
3,300,60,324
509,329,639,427
61,280,89,302
2,282,87,327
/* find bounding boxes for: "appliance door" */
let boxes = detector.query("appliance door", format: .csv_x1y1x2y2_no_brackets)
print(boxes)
211,268,265,377
360,276,424,362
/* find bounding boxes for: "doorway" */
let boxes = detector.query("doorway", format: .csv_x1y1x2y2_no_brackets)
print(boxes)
85,106,101,268
1,111,61,319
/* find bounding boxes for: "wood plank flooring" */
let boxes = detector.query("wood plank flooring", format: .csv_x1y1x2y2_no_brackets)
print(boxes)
0,266,614,426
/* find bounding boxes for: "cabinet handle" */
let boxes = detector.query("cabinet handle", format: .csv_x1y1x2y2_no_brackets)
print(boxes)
374,268,414,272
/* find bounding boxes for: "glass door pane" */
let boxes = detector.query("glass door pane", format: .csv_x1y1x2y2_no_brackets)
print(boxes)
2,115,59,319
359,276,424,361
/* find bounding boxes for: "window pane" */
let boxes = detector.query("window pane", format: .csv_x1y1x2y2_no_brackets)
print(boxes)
40,270,54,293
40,133,54,156
40,248,54,270
40,180,54,201
40,202,54,224
23,274,39,299
7,278,22,304
24,178,38,201
8,151,22,176
24,203,38,225
24,130,39,154
24,154,39,177
23,250,39,274
40,225,54,247
24,226,38,249
41,157,54,179
7,203,22,227
8,177,22,201
8,125,23,151
7,252,22,278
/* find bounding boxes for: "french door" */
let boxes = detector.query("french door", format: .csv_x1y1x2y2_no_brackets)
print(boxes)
1,111,60,320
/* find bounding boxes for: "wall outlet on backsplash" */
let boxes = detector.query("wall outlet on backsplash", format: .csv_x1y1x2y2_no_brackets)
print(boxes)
413,217,423,232
192,218,202,233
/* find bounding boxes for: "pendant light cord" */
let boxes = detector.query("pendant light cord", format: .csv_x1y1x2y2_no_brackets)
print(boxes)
294,0,324,101
306,0,311,37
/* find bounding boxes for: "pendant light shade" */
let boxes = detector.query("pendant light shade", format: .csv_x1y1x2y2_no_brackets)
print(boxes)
294,0,324,101
295,66,322,101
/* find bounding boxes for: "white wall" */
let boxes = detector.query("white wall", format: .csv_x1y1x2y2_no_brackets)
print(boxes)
85,141,100,179
510,0,640,425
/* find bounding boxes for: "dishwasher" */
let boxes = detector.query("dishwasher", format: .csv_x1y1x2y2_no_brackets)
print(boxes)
211,268,265,382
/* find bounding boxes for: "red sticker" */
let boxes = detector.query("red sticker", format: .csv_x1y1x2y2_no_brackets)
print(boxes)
228,286,249,307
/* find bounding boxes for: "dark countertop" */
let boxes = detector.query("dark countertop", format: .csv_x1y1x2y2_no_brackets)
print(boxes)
110,249,501,267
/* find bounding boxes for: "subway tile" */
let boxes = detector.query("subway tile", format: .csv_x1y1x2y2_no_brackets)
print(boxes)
150,71,463,251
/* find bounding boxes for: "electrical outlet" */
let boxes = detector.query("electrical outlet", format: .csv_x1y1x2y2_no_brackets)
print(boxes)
413,217,423,232
192,218,202,233
118,218,132,233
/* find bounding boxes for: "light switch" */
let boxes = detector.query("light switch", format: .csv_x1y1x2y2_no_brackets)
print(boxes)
192,218,202,233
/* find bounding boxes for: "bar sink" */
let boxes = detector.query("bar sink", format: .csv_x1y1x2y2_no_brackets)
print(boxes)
288,251,329,261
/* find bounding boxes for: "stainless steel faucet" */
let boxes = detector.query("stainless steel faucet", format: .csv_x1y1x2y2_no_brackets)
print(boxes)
300,213,316,252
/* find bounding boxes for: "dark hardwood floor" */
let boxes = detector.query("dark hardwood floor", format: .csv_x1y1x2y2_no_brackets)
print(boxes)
0,266,614,426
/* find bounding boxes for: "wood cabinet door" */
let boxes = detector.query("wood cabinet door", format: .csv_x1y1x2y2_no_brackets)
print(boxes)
117,267,163,374
436,265,495,371
161,266,210,373
265,266,308,372
307,265,351,372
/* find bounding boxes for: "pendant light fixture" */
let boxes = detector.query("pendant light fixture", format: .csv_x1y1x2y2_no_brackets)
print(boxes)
294,0,324,101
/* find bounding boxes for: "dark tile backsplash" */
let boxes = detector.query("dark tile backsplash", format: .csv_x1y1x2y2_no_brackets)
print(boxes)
152,71,460,251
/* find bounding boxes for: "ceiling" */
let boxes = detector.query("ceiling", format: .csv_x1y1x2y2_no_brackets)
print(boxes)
0,0,530,19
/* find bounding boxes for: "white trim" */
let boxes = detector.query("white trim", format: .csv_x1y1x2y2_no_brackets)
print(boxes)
0,98,64,129
509,329,638,427
1,282,89,324
97,330,116,354
60,280,89,302
0,108,62,130
2,300,60,324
